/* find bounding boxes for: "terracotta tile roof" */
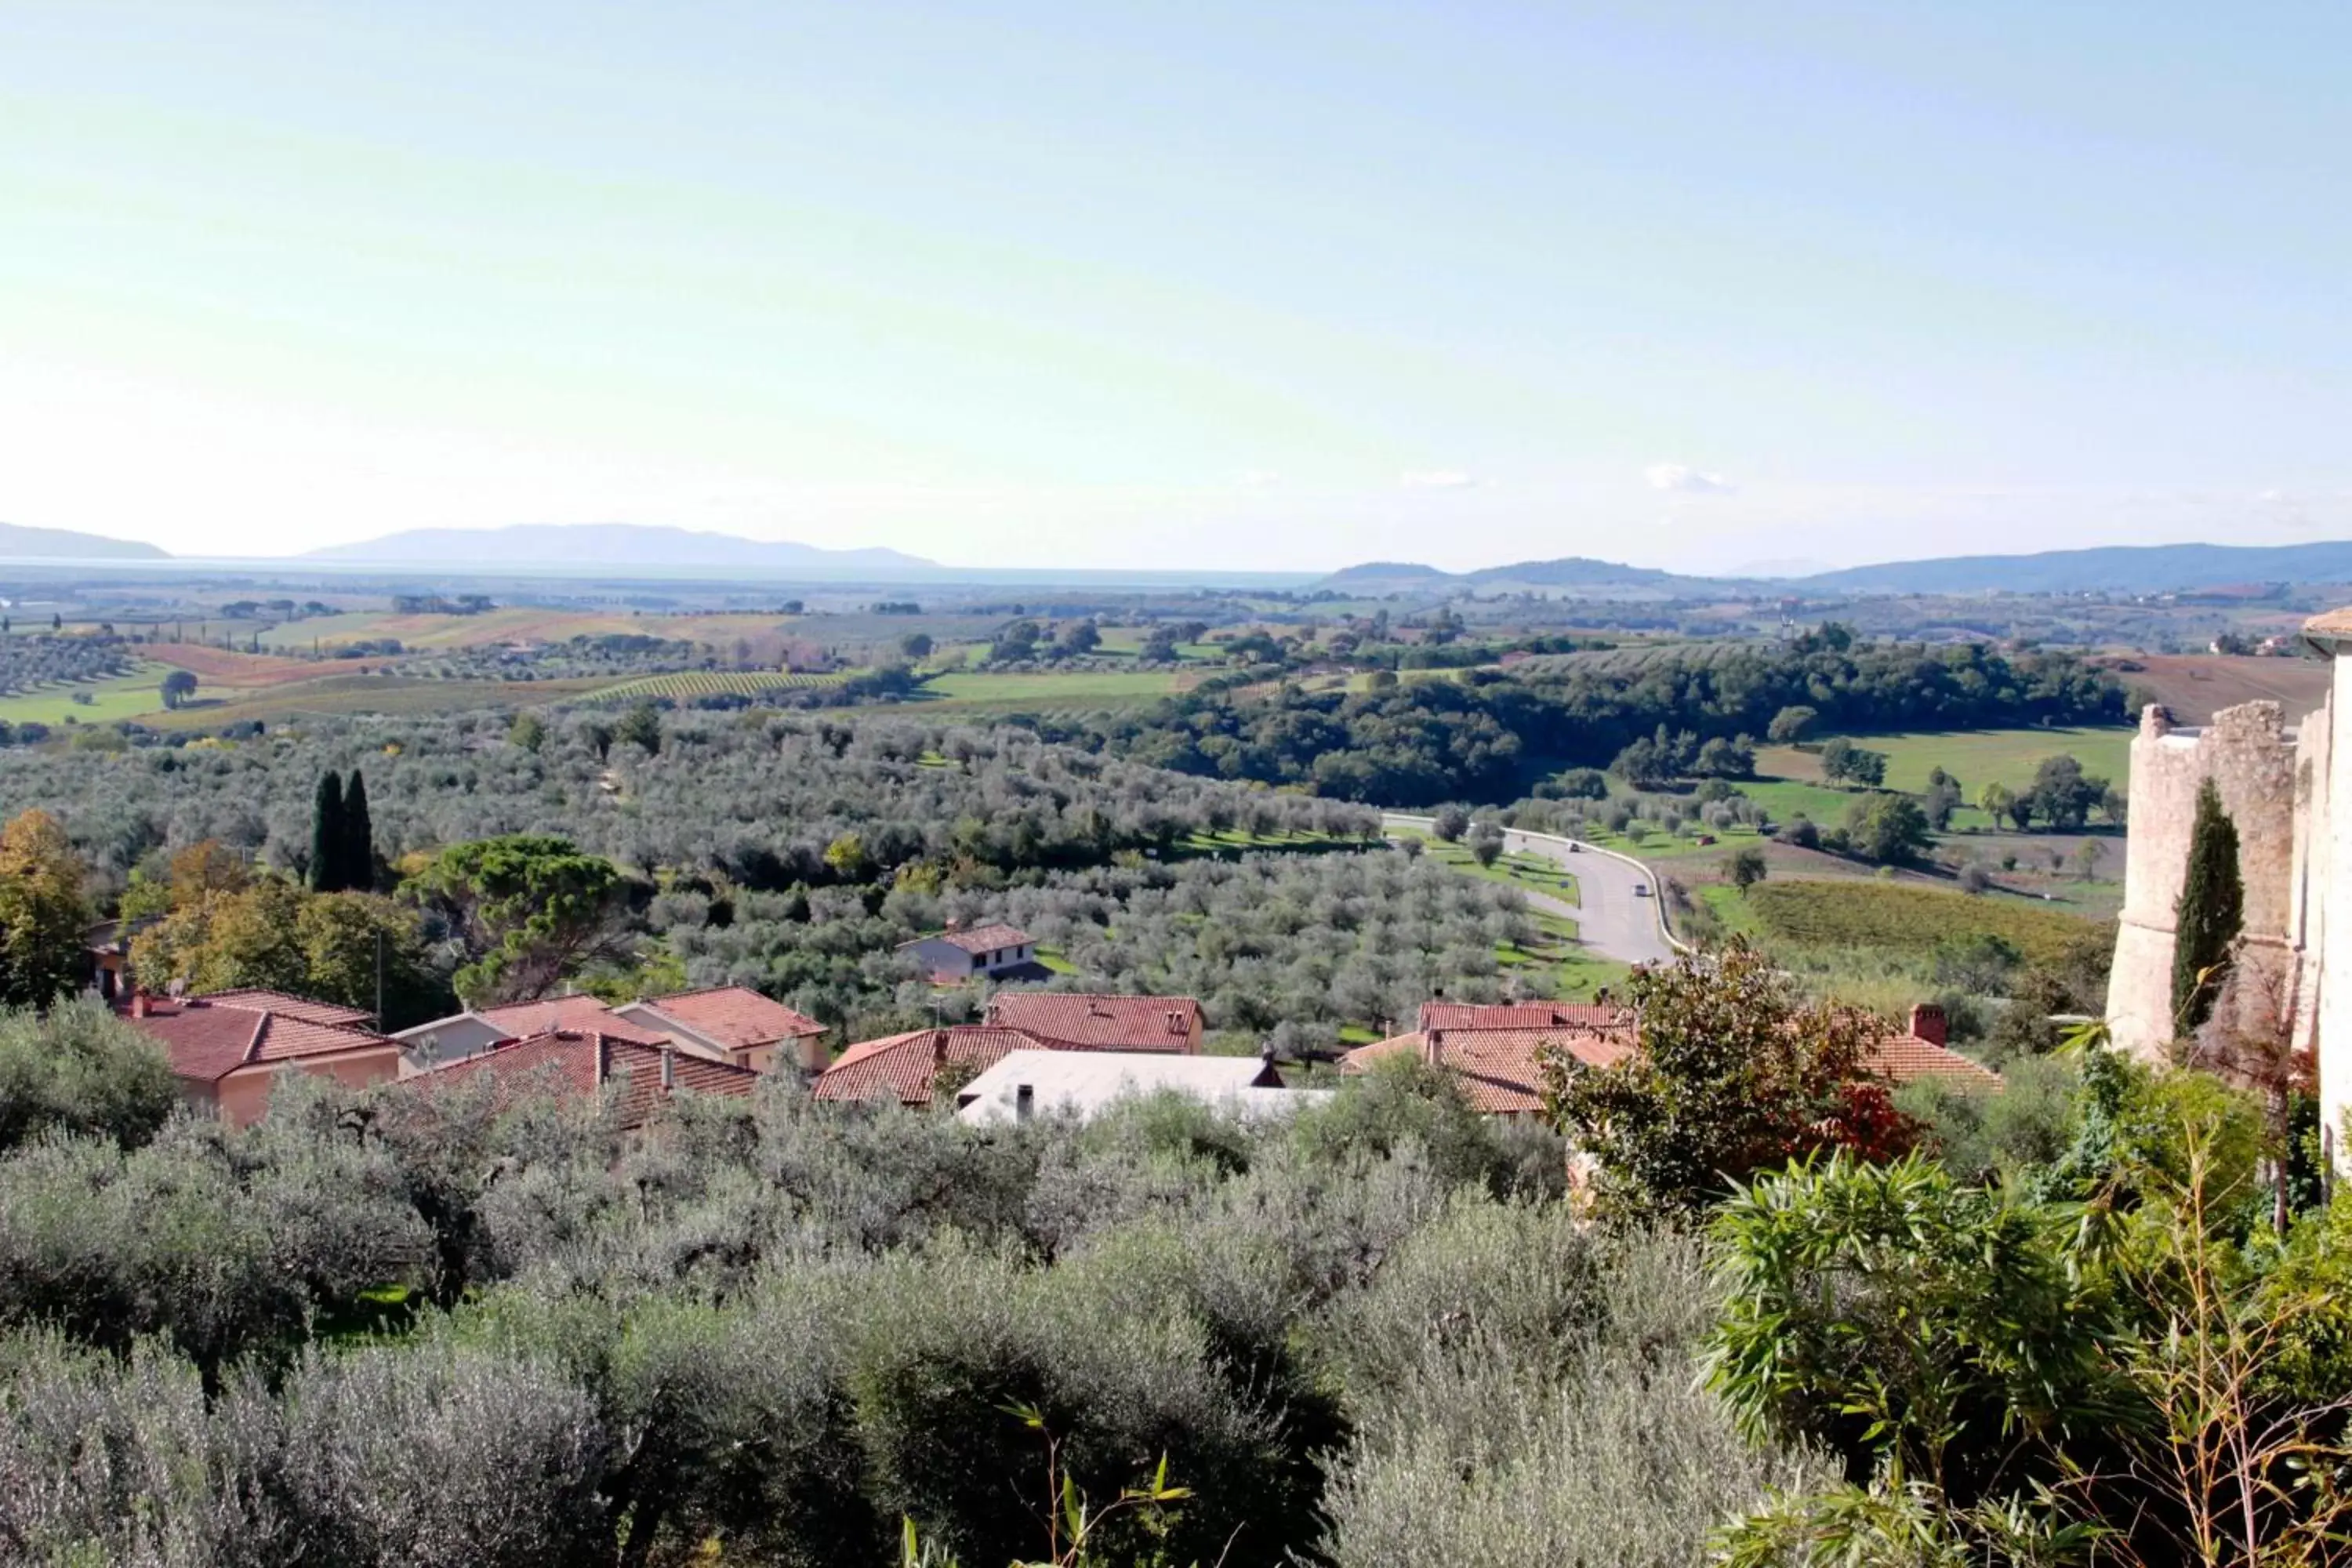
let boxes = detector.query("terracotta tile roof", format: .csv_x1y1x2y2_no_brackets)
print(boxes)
1347,1004,2000,1112
121,996,397,1085
409,1028,760,1129
197,989,376,1028
907,923,1032,956
1866,1033,2003,1089
812,1025,1033,1106
2304,606,2352,639
982,993,1200,1051
1341,1026,1631,1115
475,995,673,1047
1417,1001,1634,1032
643,985,824,1047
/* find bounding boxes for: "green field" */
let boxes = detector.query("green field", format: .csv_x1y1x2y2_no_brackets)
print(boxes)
1708,777,1857,830
0,663,178,725
913,670,1186,710
1759,725,2132,800
586,670,850,704
1710,877,2104,966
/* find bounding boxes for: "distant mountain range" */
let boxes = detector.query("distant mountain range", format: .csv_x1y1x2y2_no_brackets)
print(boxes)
0,521,169,561
303,524,936,571
1320,540,2352,600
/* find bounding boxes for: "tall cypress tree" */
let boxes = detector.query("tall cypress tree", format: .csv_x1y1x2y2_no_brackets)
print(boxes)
340,768,375,893
309,770,344,891
2172,777,2244,1036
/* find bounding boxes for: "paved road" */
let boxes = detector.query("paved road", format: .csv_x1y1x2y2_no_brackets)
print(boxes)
1385,815,1682,969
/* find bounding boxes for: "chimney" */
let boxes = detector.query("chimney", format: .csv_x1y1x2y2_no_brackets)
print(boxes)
660,1044,677,1092
129,989,149,1019
1421,1029,1443,1067
944,916,960,933
1908,1004,1947,1047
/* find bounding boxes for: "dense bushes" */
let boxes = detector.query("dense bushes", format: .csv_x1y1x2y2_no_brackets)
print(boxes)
0,1062,1819,1567
0,1002,178,1151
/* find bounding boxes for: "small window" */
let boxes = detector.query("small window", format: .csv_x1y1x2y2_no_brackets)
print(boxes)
1014,1084,1034,1121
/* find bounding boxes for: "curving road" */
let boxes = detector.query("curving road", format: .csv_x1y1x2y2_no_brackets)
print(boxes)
1385,815,1682,969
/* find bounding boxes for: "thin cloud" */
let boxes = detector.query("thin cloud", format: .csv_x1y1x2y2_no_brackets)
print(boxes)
1645,463,1734,495
1399,469,1481,490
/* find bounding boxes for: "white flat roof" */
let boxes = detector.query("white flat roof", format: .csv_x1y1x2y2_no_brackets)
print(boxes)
956,1049,1330,1125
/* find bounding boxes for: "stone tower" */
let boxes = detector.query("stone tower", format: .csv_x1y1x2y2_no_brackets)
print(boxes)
2105,700,2310,1058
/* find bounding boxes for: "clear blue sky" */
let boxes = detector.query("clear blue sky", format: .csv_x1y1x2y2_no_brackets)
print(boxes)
4,2,2348,570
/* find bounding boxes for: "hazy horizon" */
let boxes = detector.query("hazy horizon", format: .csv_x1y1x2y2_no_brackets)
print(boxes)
6,3,2349,571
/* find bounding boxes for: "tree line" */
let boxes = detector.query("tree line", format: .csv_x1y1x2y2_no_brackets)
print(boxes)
1040,632,2122,805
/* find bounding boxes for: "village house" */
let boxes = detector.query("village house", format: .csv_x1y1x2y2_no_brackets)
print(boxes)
814,992,1206,1106
1341,999,1995,1116
812,1025,1040,1107
404,1027,760,1131
895,921,1040,982
116,988,403,1127
955,1049,1325,1126
982,991,1203,1051
394,985,826,1077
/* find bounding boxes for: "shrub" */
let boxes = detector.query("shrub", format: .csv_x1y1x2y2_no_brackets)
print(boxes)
276,1342,608,1567
0,1000,179,1152
1705,1152,2132,1501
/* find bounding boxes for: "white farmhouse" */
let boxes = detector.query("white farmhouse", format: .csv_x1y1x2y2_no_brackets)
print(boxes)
896,922,1039,982
953,1049,1328,1125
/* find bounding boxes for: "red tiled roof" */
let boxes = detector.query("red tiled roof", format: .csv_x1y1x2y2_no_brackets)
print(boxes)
1341,1026,1631,1115
197,989,376,1028
121,996,397,1085
644,985,824,1047
983,993,1200,1051
1346,1013,2000,1112
410,1029,760,1128
1417,1001,1633,1032
475,995,673,1047
1867,1033,2003,1089
909,924,1032,956
812,1025,1034,1106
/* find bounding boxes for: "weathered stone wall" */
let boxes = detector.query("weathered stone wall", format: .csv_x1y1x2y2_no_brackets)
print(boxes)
2316,665,2352,1166
2106,701,2303,1057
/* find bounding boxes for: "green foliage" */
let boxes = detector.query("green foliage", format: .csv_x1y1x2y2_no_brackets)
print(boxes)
1725,845,1769,894
407,834,634,1004
1896,1054,2083,1187
1844,791,1933,862
1705,1152,2133,1502
1045,637,2119,807
339,766,374,891
0,1000,179,1152
614,699,662,755
0,808,88,1007
2171,778,2244,1035
1543,941,1917,1223
308,768,344,891
2025,753,2111,831
158,667,199,708
1820,735,1891,787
